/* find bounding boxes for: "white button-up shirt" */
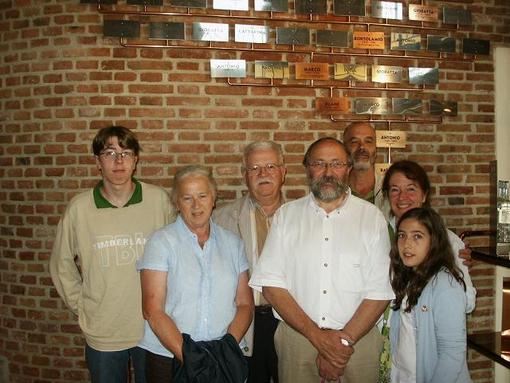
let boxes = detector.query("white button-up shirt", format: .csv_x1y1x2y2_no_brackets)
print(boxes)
249,191,394,329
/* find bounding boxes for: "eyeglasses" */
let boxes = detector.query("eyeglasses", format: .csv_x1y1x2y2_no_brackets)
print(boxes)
308,160,349,170
99,150,136,161
245,163,283,174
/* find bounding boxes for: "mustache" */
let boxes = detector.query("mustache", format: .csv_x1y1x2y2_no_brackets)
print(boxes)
255,177,273,185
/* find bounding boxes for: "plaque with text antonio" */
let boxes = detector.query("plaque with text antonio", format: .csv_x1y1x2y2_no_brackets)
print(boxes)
295,62,329,80
334,0,365,16
210,59,246,78
254,0,288,12
295,0,327,14
355,98,388,115
390,33,421,51
276,28,310,45
392,98,423,115
371,1,403,20
376,130,407,148
334,64,368,82
316,30,349,48
316,97,349,113
254,61,289,79
213,0,249,11
193,22,229,42
372,65,402,84
408,67,439,85
234,24,269,43
408,4,438,22
353,32,385,49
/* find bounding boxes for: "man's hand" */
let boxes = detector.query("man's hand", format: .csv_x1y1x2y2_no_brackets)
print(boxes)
316,353,343,381
310,328,354,369
458,246,473,269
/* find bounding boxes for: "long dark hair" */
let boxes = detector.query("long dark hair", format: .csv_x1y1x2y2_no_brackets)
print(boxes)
390,207,466,312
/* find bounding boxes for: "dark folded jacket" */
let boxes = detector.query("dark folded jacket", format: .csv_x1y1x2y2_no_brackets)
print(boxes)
173,333,248,383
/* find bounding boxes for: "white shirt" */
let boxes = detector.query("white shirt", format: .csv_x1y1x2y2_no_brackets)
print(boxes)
249,191,395,329
391,296,416,383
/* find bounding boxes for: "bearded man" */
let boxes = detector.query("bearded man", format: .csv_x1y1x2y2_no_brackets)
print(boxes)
249,137,394,383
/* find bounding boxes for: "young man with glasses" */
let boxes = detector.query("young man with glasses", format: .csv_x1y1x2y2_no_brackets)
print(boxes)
50,126,174,383
214,140,286,383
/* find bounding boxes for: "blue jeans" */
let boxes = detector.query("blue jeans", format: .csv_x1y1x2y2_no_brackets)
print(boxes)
85,344,146,383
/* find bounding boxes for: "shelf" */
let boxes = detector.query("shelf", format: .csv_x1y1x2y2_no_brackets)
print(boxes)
472,248,510,269
467,332,510,369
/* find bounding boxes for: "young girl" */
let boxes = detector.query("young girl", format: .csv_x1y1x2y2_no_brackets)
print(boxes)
389,207,472,383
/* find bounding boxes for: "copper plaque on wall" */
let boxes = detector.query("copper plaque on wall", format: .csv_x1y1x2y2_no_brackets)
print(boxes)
254,61,289,79
392,98,423,115
408,4,438,22
355,98,388,115
316,97,350,113
353,31,385,49
234,24,269,43
371,1,403,20
295,62,330,80
372,65,402,83
193,22,229,42
390,33,421,51
210,59,246,78
276,28,310,45
376,130,407,148
334,64,368,82
316,30,349,48
254,0,288,12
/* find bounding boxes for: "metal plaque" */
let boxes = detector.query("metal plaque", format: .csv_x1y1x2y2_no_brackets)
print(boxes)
213,0,249,11
371,1,403,20
391,33,421,51
443,7,472,26
103,20,140,38
353,31,385,49
427,35,456,53
376,130,407,148
372,65,402,83
316,30,349,48
254,61,289,79
355,98,388,115
276,28,310,45
295,0,327,15
192,22,229,42
171,0,206,7
430,100,458,116
375,163,390,175
316,97,350,113
334,64,368,82
408,4,438,22
235,24,269,43
254,0,288,12
463,38,490,55
409,67,439,85
149,22,185,40
210,59,246,78
334,0,365,16
127,0,162,5
295,62,330,80
81,0,117,4
392,98,423,115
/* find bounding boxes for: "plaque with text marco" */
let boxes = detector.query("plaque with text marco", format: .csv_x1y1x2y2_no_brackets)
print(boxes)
295,62,330,80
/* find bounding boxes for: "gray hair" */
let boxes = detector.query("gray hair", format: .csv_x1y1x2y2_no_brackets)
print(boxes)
302,137,352,167
242,140,284,171
171,165,217,206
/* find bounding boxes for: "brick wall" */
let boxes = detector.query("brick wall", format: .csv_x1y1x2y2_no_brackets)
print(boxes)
0,0,508,382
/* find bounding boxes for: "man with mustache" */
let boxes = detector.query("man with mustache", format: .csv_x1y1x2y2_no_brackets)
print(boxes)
214,141,287,383
249,137,393,383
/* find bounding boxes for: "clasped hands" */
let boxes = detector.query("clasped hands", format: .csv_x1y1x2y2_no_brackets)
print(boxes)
312,328,354,382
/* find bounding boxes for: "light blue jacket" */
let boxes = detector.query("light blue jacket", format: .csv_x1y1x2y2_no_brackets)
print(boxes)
390,269,472,383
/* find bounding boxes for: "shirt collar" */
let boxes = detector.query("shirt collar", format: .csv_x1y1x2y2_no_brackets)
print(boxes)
175,215,217,241
248,194,285,218
93,178,142,209
307,188,351,214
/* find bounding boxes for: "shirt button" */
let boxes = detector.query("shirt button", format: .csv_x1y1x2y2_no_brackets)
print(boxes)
324,263,328,267
325,237,329,241
323,290,327,294
322,317,325,321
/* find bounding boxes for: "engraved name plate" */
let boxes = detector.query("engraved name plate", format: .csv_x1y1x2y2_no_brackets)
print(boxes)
254,0,288,12
408,4,438,22
334,64,368,82
391,33,421,51
371,1,403,20
103,20,140,38
295,0,327,14
353,31,385,49
463,38,490,55
210,59,246,78
276,28,310,45
409,67,439,85
235,24,269,43
443,7,472,26
427,35,456,53
376,130,407,148
355,98,388,115
316,30,349,48
375,163,390,175
213,0,249,11
372,65,402,83
254,61,289,79
430,100,458,116
316,97,350,113
171,0,206,8
392,98,423,115
149,22,185,40
334,0,366,16
193,22,229,42
295,62,330,80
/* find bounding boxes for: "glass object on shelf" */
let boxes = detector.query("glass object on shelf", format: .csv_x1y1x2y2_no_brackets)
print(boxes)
497,180,510,257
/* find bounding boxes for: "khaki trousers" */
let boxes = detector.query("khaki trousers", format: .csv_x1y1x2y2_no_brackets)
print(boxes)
274,321,383,383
